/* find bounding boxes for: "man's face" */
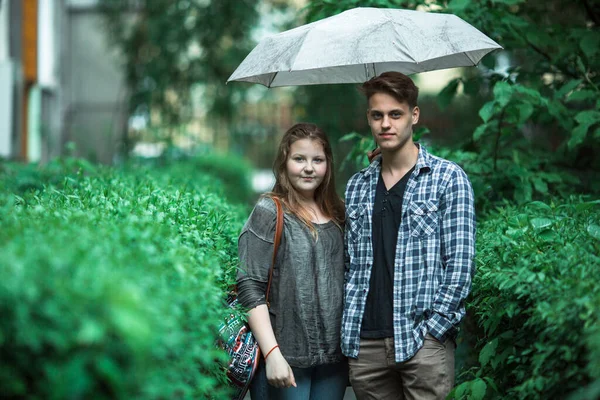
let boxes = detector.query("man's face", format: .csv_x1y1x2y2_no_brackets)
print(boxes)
367,92,419,154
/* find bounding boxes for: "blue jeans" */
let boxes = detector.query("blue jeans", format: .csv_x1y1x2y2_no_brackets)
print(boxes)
250,359,348,400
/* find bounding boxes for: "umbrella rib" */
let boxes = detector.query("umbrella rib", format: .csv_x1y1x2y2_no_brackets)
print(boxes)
464,51,478,65
288,30,315,72
364,63,377,81
268,72,278,88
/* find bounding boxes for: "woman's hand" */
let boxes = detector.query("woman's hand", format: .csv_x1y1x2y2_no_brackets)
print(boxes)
265,349,297,389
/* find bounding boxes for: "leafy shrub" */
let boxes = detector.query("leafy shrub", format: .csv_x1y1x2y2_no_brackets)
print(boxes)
454,198,600,399
0,157,97,195
431,146,581,215
0,161,247,399
191,152,255,205
143,151,256,206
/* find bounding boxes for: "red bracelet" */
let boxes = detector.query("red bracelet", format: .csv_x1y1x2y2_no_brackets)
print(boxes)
264,345,279,360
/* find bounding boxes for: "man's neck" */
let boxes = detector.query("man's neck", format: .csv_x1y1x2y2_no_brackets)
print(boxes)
380,142,419,175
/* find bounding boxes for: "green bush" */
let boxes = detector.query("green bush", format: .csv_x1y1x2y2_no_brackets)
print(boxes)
0,161,247,398
454,198,600,399
431,146,582,216
190,152,255,205
137,150,256,206
0,157,97,196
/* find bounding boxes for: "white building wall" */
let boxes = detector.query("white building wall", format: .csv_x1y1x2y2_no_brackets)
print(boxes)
0,0,14,158
38,0,57,88
0,0,8,61
35,0,65,162
0,61,14,158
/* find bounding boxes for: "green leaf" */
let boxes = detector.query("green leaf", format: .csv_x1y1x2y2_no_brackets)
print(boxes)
514,85,543,104
470,378,488,400
483,376,499,393
473,124,489,141
575,200,600,212
506,227,527,239
413,126,430,141
538,229,559,242
479,338,498,367
568,124,590,149
535,377,546,391
527,201,552,212
479,102,496,123
530,217,553,230
566,90,597,103
516,181,533,203
575,110,600,125
448,0,471,11
580,32,600,58
555,79,583,99
454,381,470,399
538,272,546,281
532,177,548,194
493,81,514,107
339,132,363,142
587,224,600,240
437,78,461,110
517,102,535,125
546,100,572,130
577,56,587,73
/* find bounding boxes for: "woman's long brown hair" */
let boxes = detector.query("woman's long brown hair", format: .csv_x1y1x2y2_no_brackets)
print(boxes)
268,123,345,234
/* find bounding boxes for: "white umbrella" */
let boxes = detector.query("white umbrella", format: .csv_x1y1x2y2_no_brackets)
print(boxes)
227,7,502,87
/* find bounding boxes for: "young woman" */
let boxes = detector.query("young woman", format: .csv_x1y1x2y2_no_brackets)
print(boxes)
236,123,347,400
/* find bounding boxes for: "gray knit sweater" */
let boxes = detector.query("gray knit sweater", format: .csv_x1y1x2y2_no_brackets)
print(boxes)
236,197,345,368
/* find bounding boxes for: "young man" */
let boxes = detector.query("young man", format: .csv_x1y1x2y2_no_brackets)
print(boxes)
342,71,476,399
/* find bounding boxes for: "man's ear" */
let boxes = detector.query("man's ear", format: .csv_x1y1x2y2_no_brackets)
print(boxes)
412,106,420,125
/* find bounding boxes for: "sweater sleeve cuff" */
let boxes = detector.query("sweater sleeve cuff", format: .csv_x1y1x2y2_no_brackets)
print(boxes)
237,279,268,310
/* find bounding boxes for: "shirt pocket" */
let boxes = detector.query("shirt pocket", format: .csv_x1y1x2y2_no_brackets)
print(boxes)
347,205,366,244
408,200,440,237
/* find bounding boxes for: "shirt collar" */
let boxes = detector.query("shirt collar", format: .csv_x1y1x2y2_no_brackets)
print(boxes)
362,143,432,177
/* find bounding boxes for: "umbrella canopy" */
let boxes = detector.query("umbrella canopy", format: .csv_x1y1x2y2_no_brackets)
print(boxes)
227,7,502,87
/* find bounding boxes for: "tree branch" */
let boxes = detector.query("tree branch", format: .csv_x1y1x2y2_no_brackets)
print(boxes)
521,36,580,80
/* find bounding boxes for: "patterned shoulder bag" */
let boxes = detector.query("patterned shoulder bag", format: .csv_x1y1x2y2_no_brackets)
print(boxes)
218,197,284,400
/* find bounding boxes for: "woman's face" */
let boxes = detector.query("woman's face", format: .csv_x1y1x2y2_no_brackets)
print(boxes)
286,138,327,200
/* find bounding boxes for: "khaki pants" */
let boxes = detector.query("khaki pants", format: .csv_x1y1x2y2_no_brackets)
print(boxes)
348,335,455,400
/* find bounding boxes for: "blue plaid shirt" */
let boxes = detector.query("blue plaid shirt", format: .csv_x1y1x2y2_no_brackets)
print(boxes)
342,144,476,362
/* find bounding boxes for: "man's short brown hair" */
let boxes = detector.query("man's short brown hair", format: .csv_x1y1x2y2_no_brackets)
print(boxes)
361,71,419,109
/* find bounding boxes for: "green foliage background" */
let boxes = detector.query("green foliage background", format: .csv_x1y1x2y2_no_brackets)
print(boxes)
0,155,250,399
304,0,600,215
457,198,600,399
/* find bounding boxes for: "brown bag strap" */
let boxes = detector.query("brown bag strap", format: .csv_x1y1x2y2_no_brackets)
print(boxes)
265,197,283,307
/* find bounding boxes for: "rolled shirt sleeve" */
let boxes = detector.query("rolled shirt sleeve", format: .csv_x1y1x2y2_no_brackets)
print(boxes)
427,167,476,342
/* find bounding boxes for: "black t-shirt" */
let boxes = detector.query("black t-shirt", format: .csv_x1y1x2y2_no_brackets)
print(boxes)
360,166,415,339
